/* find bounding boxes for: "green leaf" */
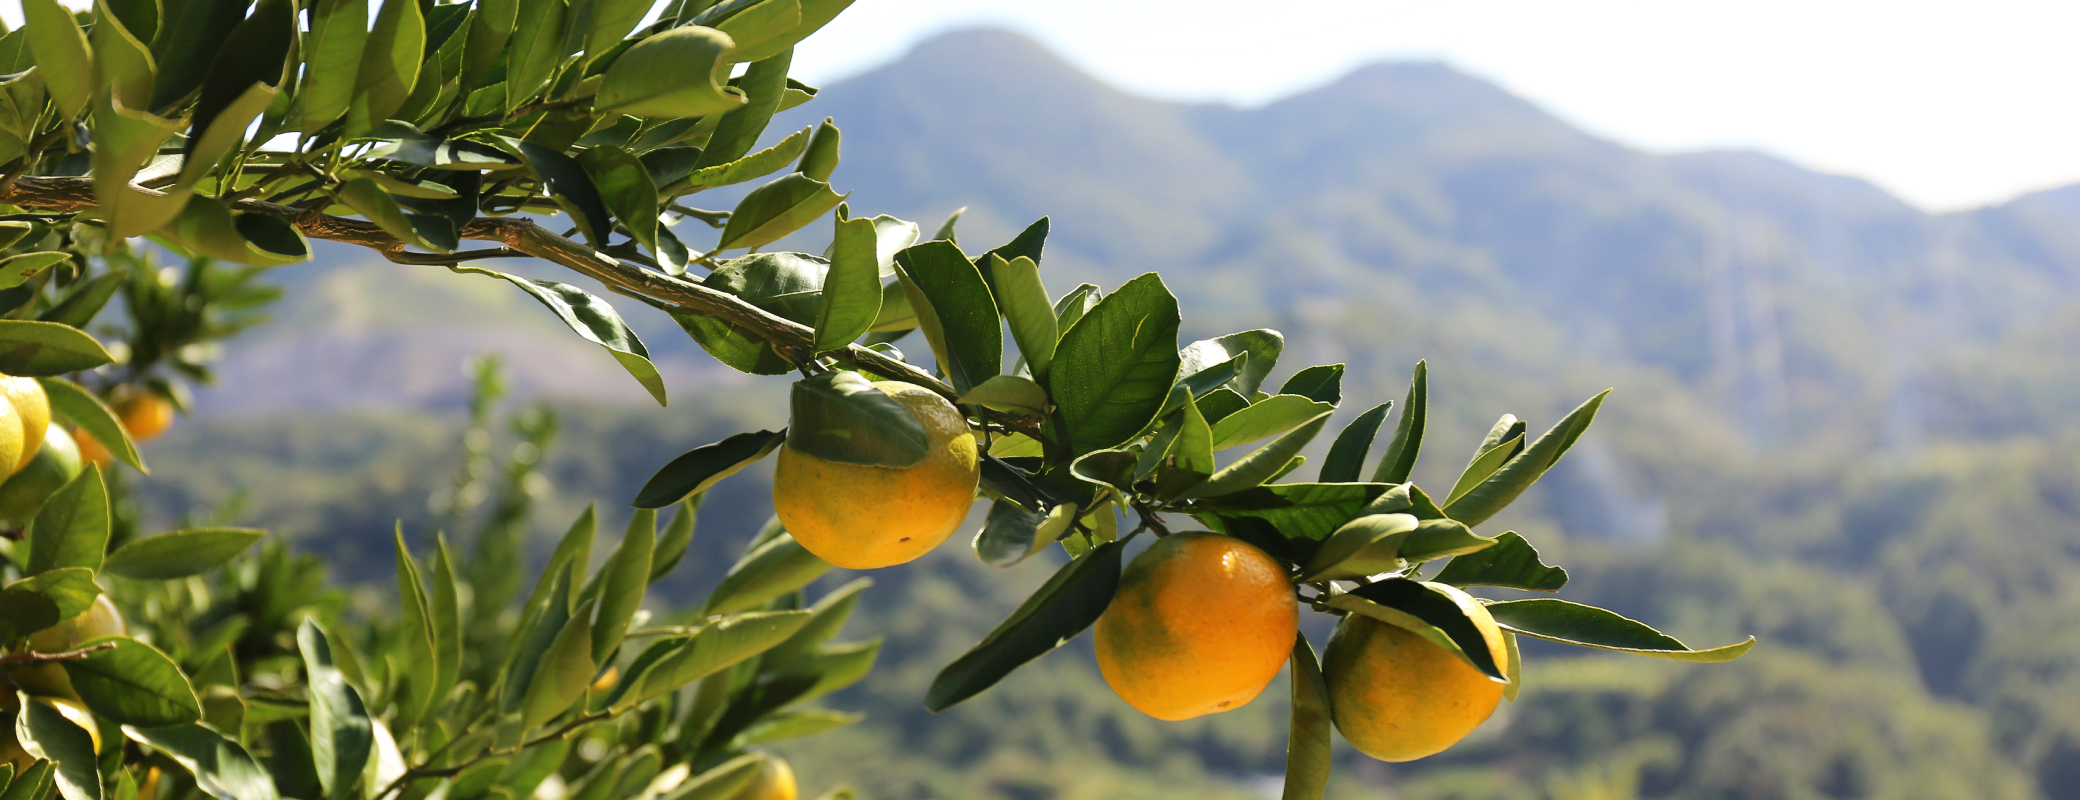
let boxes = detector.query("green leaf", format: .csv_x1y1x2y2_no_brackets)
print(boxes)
38,272,128,330
989,255,1056,378
520,596,596,731
796,116,841,181
734,708,862,747
698,47,791,168
1485,598,1756,662
894,240,1000,394
390,531,437,725
1432,531,1568,592
1209,395,1335,452
1444,431,1525,508
15,690,101,800
501,556,578,717
514,140,617,248
581,0,650,62
1396,518,1496,564
598,25,744,118
1279,365,1343,405
1,760,54,800
99,528,261,580
184,0,291,174
26,466,106,575
786,370,931,467
336,178,446,252
1179,330,1282,396
1442,391,1610,527
1187,483,1388,565
1184,410,1333,499
973,499,1077,569
429,537,462,719
297,620,372,800
765,578,872,665
500,0,564,114
348,0,425,133
0,320,115,376
632,430,783,509
725,0,850,62
650,496,701,582
1301,513,1419,581
576,144,661,255
0,568,99,641
0,253,67,291
668,125,810,193
1337,579,1507,681
1283,633,1331,800
812,214,880,352
1048,273,1180,455
1053,283,1099,332
716,173,846,251
703,533,830,615
124,722,281,800
62,635,200,727
20,0,90,119
611,610,810,709
589,509,654,664
453,268,665,406
1371,361,1427,484
300,0,368,134
930,206,965,243
959,375,1048,419
1360,482,1447,520
1318,402,1389,483
926,539,1124,712
161,195,313,266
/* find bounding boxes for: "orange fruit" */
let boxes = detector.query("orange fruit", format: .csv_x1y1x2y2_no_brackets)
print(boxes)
732,755,797,800
1323,587,1509,762
1094,532,1297,720
114,388,174,441
0,375,48,472
74,425,114,468
773,381,978,569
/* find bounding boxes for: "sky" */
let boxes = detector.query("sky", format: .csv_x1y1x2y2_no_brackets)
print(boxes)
785,0,2080,212
7,0,2075,211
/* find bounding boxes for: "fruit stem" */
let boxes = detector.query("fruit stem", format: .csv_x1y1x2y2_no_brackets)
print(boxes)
0,641,117,674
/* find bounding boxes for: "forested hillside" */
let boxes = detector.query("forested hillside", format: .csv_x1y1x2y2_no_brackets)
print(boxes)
132,28,2080,800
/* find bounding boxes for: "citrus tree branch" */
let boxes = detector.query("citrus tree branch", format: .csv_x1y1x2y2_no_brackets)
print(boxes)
0,176,957,399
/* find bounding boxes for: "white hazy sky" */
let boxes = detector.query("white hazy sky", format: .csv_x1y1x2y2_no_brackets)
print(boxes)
7,0,2075,210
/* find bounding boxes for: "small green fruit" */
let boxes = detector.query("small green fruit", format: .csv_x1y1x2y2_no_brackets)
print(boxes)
0,422,82,523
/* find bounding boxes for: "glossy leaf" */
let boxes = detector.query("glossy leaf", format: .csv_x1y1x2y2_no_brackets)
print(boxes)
576,144,661,255
1279,364,1343,405
1184,410,1333,499
298,621,372,800
699,48,792,168
300,0,369,134
162,196,313,266
15,690,100,800
1283,634,1332,800
1371,361,1427,484
633,430,784,508
1301,513,1419,581
716,173,846,251
1318,402,1389,483
813,214,881,352
184,0,291,172
1443,431,1525,508
1433,531,1567,592
453,268,666,406
894,240,1001,393
590,509,655,663
337,178,446,252
124,723,281,800
959,375,1048,418
515,140,617,248
99,529,262,580
650,496,702,582
612,610,810,709
974,499,1077,569
598,25,744,118
0,253,67,291
349,0,425,132
57,635,196,728
1485,598,1756,662
26,466,107,575
1188,483,1389,565
1337,579,1507,681
0,568,100,641
786,371,929,467
990,255,1056,378
1209,395,1335,452
0,320,115,376
927,540,1124,712
1048,273,1181,455
1442,391,1610,526
1179,330,1282,397
501,0,566,113
703,533,831,615
20,0,90,119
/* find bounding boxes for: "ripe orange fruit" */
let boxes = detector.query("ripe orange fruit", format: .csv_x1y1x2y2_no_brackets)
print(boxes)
733,754,797,800
1323,587,1510,762
773,381,978,569
74,425,114,468
114,388,174,441
1094,532,1298,720
0,375,49,472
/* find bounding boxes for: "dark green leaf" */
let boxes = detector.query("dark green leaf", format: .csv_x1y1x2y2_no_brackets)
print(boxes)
186,0,291,169
1340,579,1506,681
1370,361,1429,484
1432,531,1568,592
520,597,595,731
1209,395,1334,451
704,251,826,324
576,144,661,254
1,760,55,800
298,620,371,799
894,240,1000,393
1442,391,1610,526
0,320,115,376
589,509,654,663
38,378,143,473
125,722,282,800
633,430,783,508
1318,402,1389,483
716,173,846,251
26,466,106,575
1184,410,1333,498
611,610,810,709
703,533,830,615
99,528,262,580
0,568,99,641
650,496,701,582
1196,388,1249,424
39,272,128,330
1485,598,1755,662
974,499,1077,569
15,690,100,800
1279,364,1343,405
501,0,566,113
796,117,841,182
813,214,880,352
785,371,929,467
515,140,616,248
697,48,791,168
1052,283,1099,332
63,636,200,727
453,268,665,405
1283,633,1331,800
347,0,424,132
1179,330,1282,396
926,540,1123,712
1444,430,1524,508
1188,483,1388,565
1048,273,1180,455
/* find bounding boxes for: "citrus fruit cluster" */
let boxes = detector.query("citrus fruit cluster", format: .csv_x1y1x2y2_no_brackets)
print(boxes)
0,595,128,771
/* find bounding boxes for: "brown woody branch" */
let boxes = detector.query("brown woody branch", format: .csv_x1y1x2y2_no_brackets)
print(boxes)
0,176,958,400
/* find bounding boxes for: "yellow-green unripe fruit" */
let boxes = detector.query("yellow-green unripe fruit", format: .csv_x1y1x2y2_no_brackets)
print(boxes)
0,422,83,522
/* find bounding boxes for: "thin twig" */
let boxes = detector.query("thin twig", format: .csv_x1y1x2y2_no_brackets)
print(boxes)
0,642,119,672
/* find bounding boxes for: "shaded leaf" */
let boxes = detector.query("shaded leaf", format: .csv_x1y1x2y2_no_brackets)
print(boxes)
453,268,665,406
959,375,1048,419
589,509,655,664
1432,531,1568,592
893,240,1000,393
15,691,99,800
611,611,810,709
27,466,107,575
300,0,369,134
0,568,100,641
100,529,262,580
1371,361,1427,484
926,540,1123,712
990,254,1056,378
1279,364,1343,405
0,320,115,376
1179,330,1282,396
1442,391,1610,526
785,371,929,467
1318,402,1389,483
973,499,1076,569
633,430,783,509
1338,579,1506,681
1184,410,1333,498
1485,599,1755,662
703,533,830,615
62,636,198,728
813,214,880,352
